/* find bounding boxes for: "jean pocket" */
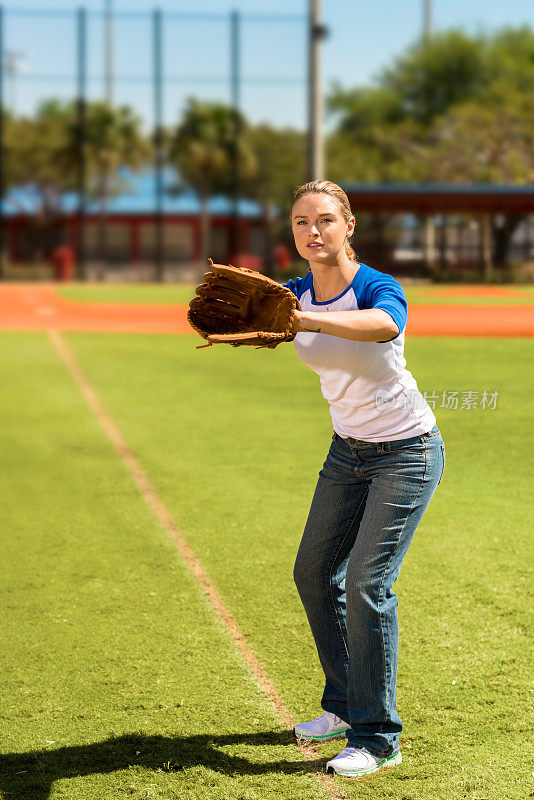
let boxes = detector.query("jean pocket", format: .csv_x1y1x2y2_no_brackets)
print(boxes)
386,438,426,455
420,425,441,441
438,443,446,485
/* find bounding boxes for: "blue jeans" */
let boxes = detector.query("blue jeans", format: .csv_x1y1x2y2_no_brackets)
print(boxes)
293,424,445,757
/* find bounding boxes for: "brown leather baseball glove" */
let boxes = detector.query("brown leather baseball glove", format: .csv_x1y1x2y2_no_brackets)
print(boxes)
188,260,301,349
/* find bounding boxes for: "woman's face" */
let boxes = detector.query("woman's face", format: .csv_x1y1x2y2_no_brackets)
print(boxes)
291,193,355,265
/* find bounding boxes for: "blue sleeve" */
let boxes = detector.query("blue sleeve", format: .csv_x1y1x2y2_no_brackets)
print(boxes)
282,273,311,301
363,273,407,342
282,277,299,296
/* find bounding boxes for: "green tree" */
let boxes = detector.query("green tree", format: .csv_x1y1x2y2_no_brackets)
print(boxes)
484,26,534,96
62,101,150,277
425,89,534,184
4,100,74,202
327,25,534,182
326,26,534,272
3,100,78,264
243,124,306,273
379,30,486,126
4,99,150,270
168,99,257,265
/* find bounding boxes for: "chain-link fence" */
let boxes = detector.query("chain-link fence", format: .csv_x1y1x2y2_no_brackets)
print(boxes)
0,6,308,280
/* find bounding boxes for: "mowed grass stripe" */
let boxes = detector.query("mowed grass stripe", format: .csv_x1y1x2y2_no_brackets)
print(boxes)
48,330,342,800
48,328,295,728
62,332,533,800
0,332,332,800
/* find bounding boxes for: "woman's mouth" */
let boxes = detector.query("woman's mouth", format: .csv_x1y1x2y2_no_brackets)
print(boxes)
307,242,323,250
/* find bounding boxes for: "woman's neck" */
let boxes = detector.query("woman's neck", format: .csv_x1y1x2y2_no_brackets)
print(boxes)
311,257,359,302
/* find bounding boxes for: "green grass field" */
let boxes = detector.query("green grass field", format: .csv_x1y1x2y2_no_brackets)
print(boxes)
55,282,534,307
1,329,533,800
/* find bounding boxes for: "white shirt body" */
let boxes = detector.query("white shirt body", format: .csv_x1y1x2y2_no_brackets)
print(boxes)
286,265,436,442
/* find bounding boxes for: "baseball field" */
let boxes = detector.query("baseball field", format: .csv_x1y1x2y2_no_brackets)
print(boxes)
1,283,533,800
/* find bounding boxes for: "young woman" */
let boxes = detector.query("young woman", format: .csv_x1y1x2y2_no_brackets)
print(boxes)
285,180,445,779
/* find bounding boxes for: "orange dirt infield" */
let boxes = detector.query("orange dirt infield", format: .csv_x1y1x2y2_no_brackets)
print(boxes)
0,285,190,333
0,284,533,337
409,285,534,298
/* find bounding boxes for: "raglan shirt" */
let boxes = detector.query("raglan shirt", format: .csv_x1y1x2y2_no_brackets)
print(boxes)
285,263,436,442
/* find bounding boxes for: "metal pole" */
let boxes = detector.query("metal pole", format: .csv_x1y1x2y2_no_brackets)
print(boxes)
230,9,240,261
308,0,327,180
423,0,432,45
104,0,113,105
153,7,164,281
4,50,26,117
77,7,87,279
0,5,5,278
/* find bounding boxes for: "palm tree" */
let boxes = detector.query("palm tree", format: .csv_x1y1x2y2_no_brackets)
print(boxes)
62,101,150,278
3,100,150,274
3,100,80,267
244,124,306,274
168,98,257,265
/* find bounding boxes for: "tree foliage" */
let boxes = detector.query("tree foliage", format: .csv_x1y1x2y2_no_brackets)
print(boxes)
3,99,150,267
243,124,306,210
168,98,257,198
167,98,258,262
4,100,76,213
61,101,150,210
242,124,306,272
327,26,534,185
4,99,150,212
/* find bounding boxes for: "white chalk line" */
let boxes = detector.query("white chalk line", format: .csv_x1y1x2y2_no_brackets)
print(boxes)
48,329,346,800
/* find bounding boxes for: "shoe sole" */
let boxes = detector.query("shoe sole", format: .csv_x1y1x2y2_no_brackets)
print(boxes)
326,751,402,778
294,730,349,742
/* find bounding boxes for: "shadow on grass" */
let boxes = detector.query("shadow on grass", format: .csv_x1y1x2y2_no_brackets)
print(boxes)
0,730,327,799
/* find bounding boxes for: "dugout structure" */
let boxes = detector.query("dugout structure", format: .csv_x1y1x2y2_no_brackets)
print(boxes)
343,184,534,281
3,182,534,282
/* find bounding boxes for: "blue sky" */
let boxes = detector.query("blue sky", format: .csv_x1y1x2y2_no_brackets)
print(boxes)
4,1,533,130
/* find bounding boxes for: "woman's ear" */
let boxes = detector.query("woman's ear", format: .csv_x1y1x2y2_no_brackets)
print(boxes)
347,216,356,238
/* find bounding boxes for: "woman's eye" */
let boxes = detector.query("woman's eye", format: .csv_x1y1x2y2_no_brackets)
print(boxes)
296,220,306,225
321,218,334,223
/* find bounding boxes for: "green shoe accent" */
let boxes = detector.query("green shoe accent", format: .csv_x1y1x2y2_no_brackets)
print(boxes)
327,749,402,778
296,729,348,740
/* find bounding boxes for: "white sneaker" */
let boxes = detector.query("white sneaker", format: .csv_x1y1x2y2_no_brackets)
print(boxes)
326,746,402,778
294,711,350,741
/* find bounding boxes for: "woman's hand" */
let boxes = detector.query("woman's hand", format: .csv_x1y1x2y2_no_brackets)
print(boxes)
291,308,399,343
291,309,304,335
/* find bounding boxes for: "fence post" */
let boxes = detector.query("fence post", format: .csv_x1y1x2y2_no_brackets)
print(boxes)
307,0,327,181
76,6,87,280
229,9,240,261
153,7,164,281
0,5,5,278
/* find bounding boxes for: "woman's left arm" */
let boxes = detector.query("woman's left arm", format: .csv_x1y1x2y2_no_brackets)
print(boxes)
293,308,399,343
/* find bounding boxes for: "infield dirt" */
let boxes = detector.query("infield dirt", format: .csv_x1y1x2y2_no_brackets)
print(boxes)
1,283,533,336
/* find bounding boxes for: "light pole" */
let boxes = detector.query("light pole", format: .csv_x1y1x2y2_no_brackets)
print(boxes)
423,0,433,45
3,49,28,115
0,6,5,278
230,9,240,260
104,0,113,105
308,0,328,181
422,0,435,276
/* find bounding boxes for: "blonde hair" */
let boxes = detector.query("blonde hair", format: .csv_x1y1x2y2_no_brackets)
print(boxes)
291,180,357,262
